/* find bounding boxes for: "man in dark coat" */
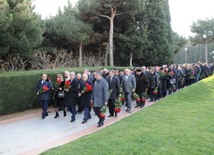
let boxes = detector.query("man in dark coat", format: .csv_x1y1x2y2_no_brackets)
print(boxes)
64,71,78,122
36,74,52,119
78,73,93,124
107,70,120,117
135,68,150,108
76,73,83,114
148,68,159,102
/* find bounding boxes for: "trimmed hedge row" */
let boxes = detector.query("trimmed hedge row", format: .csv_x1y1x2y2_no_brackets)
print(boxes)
0,67,127,115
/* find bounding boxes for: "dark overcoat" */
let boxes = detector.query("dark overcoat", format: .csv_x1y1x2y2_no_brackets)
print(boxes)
36,80,51,101
107,75,120,100
79,80,93,108
135,72,150,95
64,79,78,107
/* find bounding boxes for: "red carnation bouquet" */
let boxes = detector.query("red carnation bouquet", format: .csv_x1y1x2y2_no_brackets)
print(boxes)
99,106,107,118
56,79,61,85
114,94,124,113
65,80,71,89
82,83,93,93
152,87,158,95
133,92,141,102
38,85,49,94
53,79,61,90
141,96,147,103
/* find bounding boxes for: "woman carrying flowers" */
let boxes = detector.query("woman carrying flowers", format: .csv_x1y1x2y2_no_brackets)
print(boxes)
53,74,65,118
36,74,52,119
78,73,93,124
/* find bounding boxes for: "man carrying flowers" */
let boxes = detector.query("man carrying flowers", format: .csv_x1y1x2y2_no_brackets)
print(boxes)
78,73,93,124
91,71,109,127
36,74,52,119
107,70,120,117
135,68,150,108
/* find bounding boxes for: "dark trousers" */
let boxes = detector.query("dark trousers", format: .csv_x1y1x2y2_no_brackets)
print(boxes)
108,99,116,116
83,107,91,121
93,107,105,125
136,92,146,107
77,97,83,113
125,92,132,109
67,106,76,121
149,88,156,101
40,100,49,118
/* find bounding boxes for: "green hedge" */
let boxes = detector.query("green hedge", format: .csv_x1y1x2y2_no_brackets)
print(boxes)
0,67,127,115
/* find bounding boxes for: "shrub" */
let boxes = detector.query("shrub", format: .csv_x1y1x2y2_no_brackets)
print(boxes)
0,67,127,115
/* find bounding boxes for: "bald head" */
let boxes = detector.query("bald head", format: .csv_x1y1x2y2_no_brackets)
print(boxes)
82,73,88,81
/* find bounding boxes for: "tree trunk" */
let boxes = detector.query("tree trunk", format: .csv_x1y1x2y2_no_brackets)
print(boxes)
109,7,117,67
105,42,109,66
109,16,114,66
98,7,116,67
205,38,208,63
130,52,133,67
79,42,83,67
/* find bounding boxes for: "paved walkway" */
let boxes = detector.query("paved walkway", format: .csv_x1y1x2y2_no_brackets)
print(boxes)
0,101,155,155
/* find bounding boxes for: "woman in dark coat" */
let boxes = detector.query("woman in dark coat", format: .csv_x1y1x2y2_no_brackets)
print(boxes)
64,71,78,122
78,73,93,124
36,74,52,119
53,74,65,118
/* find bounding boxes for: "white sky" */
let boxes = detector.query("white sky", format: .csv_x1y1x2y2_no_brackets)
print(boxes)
33,0,214,38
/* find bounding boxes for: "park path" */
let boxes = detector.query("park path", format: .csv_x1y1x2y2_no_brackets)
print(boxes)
0,101,155,155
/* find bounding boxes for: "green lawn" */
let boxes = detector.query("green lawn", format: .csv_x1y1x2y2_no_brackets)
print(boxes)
42,76,214,155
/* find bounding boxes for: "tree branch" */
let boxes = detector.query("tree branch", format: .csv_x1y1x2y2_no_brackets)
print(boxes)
98,13,111,19
115,11,130,16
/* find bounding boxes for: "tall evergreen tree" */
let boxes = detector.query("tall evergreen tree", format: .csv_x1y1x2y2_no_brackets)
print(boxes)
43,2,93,67
0,0,44,58
143,0,173,66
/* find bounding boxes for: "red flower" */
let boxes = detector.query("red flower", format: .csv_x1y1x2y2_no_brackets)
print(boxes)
65,80,71,89
141,99,146,103
38,85,49,94
42,86,49,92
85,83,92,92
56,79,61,84
136,98,141,102
152,91,158,94
120,97,125,101
114,107,121,113
99,113,106,118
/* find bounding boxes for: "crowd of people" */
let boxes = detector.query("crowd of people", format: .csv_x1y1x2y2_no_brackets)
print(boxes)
36,62,214,128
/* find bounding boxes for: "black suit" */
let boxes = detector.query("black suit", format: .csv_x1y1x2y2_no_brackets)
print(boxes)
107,75,120,116
64,79,78,121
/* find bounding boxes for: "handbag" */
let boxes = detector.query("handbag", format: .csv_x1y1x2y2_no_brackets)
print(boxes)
58,91,65,98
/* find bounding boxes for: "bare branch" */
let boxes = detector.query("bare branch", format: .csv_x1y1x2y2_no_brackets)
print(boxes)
98,13,111,19
115,11,130,16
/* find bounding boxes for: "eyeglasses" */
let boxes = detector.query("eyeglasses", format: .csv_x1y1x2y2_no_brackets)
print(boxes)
57,77,60,78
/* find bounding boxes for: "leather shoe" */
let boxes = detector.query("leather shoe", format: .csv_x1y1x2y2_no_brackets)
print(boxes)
97,123,103,128
70,119,75,122
115,113,117,117
81,120,87,124
126,108,131,113
108,115,113,117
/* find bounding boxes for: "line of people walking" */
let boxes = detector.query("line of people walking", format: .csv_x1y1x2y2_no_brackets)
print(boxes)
36,62,214,127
